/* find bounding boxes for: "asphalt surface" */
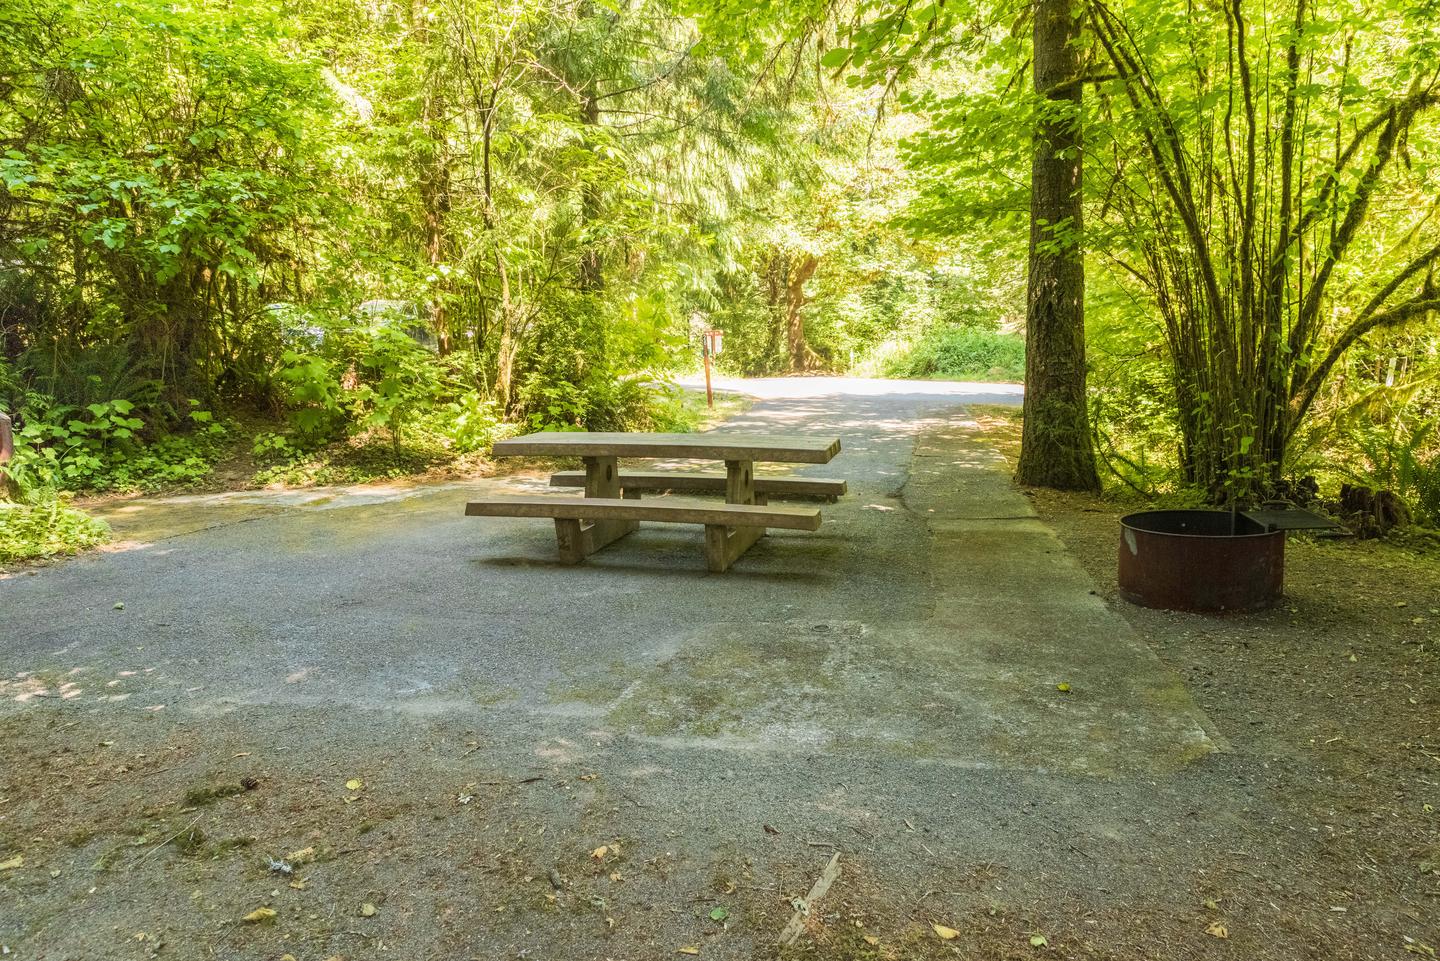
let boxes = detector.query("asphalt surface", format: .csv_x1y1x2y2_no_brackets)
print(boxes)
0,378,1239,959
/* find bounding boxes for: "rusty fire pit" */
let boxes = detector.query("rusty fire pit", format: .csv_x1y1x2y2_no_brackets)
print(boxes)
1118,510,1286,613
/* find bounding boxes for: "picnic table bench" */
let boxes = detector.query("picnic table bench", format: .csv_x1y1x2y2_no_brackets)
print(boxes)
465,431,844,572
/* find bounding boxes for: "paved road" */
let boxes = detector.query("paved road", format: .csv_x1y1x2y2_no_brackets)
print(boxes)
0,378,1227,958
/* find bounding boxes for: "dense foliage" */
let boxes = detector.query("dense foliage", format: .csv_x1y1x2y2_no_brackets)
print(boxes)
3,0,1439,544
882,0,1440,510
0,0,969,503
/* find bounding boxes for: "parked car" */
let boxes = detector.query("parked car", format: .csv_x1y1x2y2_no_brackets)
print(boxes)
261,300,439,353
357,299,438,352
263,302,326,349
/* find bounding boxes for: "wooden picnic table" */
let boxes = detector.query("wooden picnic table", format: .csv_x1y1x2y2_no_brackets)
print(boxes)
466,431,844,571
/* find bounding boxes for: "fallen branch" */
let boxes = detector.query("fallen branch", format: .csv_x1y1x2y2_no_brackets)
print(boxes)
777,851,842,946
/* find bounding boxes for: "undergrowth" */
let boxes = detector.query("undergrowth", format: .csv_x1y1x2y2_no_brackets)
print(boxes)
877,326,1025,382
0,498,110,564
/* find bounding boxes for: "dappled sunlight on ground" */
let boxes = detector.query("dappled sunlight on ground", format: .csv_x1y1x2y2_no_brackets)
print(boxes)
18,378,1398,960
2,663,170,706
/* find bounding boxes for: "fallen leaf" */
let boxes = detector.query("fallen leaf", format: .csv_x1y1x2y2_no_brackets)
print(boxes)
579,773,598,781
863,935,880,946
933,923,959,940
678,948,700,956
1206,921,1228,939
1056,682,1071,693
0,855,23,871
609,871,623,882
360,902,377,917
288,879,307,890
113,602,125,610
242,907,276,923
286,846,316,864
709,906,729,922
345,779,363,791
1030,934,1049,947
591,845,609,860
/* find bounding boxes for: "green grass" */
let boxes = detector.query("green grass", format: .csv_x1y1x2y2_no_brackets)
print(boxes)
879,326,1025,382
0,497,111,564
662,386,752,431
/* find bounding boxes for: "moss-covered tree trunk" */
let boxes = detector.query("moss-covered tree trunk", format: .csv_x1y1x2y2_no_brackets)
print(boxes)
785,252,821,371
1015,0,1101,492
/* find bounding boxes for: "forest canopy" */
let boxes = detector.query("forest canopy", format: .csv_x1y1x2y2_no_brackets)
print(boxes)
2,0,1439,551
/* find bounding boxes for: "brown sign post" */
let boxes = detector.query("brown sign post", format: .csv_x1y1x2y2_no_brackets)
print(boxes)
700,329,723,409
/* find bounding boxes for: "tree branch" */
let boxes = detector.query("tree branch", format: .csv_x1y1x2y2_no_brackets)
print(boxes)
1290,294,1440,427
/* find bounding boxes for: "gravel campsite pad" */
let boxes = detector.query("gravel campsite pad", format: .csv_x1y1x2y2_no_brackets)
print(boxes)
2,381,1437,960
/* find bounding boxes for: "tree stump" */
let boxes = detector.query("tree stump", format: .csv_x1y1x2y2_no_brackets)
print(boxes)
1339,483,1411,537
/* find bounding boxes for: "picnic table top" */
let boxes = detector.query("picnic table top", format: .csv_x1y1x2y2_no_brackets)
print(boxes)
491,431,841,464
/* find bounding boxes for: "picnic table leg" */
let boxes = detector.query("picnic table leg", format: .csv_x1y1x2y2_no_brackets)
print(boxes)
552,455,638,563
704,459,765,573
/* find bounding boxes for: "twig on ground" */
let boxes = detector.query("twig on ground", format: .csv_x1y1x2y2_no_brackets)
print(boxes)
777,852,842,946
132,814,202,870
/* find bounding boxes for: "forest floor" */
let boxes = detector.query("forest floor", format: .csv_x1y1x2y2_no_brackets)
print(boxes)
2,379,1438,961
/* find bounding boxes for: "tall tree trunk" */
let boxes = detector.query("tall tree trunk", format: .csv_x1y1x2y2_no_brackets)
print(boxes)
785,253,820,371
764,252,786,364
495,254,517,412
413,0,452,352
420,143,452,351
1015,0,1101,491
578,91,604,293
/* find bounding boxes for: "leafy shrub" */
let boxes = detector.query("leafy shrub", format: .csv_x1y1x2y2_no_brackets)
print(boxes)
274,351,345,437
880,326,1025,381
0,497,110,564
1343,417,1440,525
7,395,227,494
434,390,504,454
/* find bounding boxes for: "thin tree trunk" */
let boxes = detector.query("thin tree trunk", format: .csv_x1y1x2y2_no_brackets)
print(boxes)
1016,0,1101,492
764,252,786,364
414,0,452,352
578,92,604,293
786,253,820,371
